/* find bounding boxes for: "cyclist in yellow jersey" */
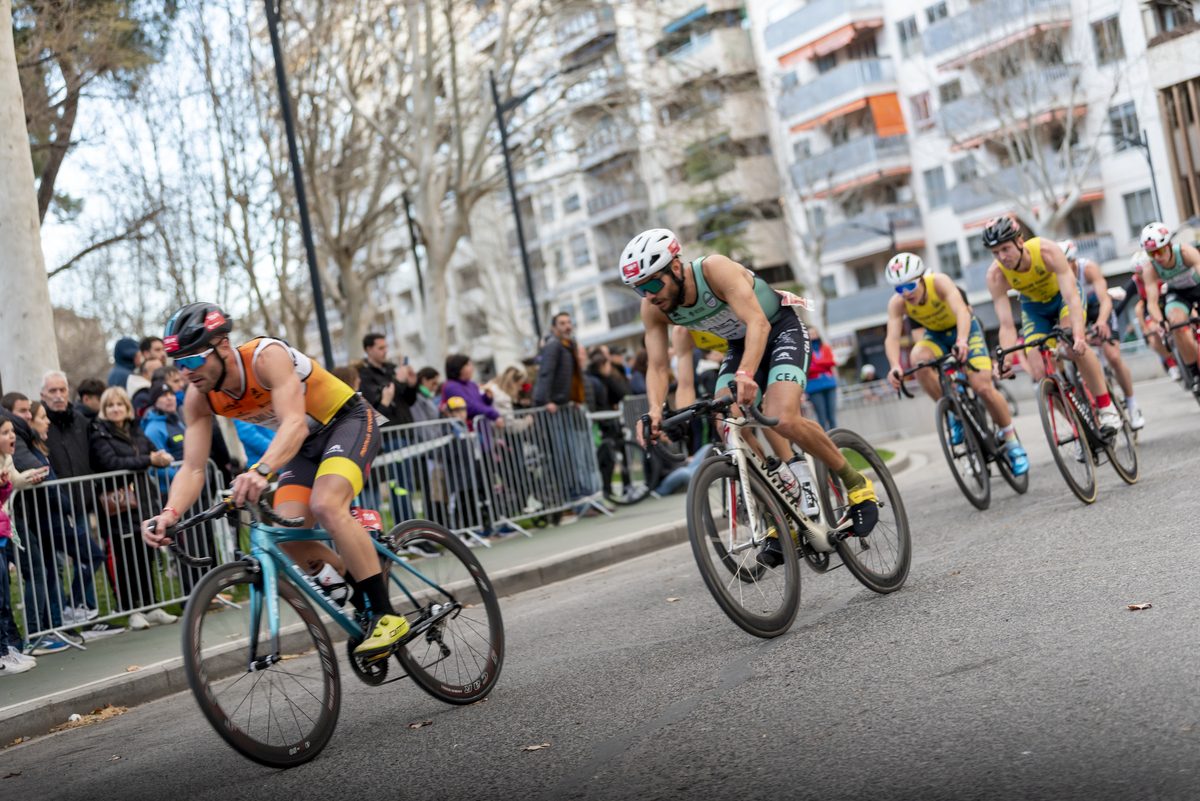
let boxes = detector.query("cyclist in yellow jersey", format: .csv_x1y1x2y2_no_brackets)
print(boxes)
141,303,409,658
882,253,1029,474
984,217,1121,434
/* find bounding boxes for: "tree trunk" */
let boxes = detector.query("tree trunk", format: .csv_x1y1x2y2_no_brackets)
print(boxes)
0,3,59,393
35,58,81,224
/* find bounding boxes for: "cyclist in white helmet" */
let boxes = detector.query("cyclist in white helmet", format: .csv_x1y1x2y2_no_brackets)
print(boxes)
1138,222,1200,393
1059,239,1144,430
882,252,1028,475
623,228,880,559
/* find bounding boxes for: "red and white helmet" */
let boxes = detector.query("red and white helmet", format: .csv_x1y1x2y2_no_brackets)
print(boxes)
1058,239,1077,261
884,252,927,286
620,229,681,286
1140,222,1171,253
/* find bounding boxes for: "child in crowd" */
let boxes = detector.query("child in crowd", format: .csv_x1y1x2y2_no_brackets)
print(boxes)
0,418,36,675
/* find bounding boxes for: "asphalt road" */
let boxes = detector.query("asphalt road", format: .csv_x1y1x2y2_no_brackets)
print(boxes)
7,377,1200,800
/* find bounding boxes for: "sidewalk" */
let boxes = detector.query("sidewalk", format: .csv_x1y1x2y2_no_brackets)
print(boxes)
0,494,688,743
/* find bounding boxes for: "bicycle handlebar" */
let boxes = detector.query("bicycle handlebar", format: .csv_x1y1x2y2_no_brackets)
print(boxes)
894,352,975,399
151,498,306,570
1166,316,1200,332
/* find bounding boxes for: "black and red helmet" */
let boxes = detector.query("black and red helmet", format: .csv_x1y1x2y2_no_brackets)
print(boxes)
163,302,233,356
981,216,1021,248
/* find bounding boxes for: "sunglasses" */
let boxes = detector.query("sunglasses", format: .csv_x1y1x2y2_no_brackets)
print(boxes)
175,348,214,372
894,281,920,295
633,276,668,297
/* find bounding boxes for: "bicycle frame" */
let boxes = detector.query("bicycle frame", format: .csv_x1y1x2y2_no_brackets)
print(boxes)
1000,331,1106,452
242,522,458,671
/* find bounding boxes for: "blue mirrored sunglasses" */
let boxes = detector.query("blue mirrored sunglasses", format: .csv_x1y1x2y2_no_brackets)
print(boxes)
633,276,667,297
894,281,920,295
175,348,214,371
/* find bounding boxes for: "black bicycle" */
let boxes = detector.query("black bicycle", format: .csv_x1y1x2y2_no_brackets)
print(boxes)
590,409,665,505
1165,315,1200,407
996,326,1138,504
898,353,1028,510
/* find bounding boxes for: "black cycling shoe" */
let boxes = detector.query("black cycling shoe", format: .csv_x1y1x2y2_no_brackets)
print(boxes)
756,535,785,568
847,480,879,536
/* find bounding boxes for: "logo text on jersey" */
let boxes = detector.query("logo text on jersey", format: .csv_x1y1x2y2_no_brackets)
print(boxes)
325,444,344,455
204,311,227,331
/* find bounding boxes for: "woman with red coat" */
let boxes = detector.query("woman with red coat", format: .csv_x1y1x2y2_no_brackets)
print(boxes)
806,327,838,431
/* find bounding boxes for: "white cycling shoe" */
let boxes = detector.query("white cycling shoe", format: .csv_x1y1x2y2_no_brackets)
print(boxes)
1127,406,1145,431
1097,405,1121,435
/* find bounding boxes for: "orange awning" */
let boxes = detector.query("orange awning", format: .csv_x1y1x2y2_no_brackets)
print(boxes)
868,93,907,137
777,21,882,67
812,166,911,199
789,98,867,132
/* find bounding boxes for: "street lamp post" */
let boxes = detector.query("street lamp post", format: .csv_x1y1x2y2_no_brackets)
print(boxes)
1105,130,1164,223
264,0,335,369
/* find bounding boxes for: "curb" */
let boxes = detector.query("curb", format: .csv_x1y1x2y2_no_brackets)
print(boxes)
0,518,689,745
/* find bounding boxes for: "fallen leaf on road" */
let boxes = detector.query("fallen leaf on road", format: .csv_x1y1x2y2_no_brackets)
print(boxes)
597,569,609,573
3,772,21,778
1128,603,1152,611
949,571,960,576
50,705,128,733
125,666,139,672
468,697,489,706
522,743,551,751
667,597,681,602
1183,727,1194,732
107,756,122,762
409,721,433,729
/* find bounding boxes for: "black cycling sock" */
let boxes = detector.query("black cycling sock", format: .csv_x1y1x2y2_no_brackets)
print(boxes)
359,573,395,618
344,573,367,614
835,461,867,494
1190,361,1200,381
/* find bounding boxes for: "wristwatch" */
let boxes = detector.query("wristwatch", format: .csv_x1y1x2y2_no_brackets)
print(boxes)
251,462,273,479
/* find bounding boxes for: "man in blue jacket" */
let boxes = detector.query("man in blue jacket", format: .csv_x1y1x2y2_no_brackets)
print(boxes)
107,338,140,389
142,382,185,494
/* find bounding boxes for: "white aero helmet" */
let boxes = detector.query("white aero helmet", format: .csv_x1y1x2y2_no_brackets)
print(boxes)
620,228,681,286
884,252,927,286
1058,239,1077,261
1140,222,1171,252
1130,250,1150,271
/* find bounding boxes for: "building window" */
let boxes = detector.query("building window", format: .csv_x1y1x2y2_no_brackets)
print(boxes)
815,53,837,74
854,264,877,289
466,315,489,338
938,79,962,104
924,167,949,208
398,290,415,314
405,334,423,354
1067,205,1096,236
846,36,877,61
820,274,838,298
937,241,963,279
953,155,977,183
559,301,575,323
967,234,990,264
793,139,811,161
896,16,921,58
457,266,482,292
570,233,590,267
1108,102,1140,151
1123,189,1157,239
807,206,825,232
924,1,948,24
447,325,457,347
581,292,601,324
1153,2,1194,35
910,92,933,129
540,191,555,223
1091,15,1125,65
781,71,798,90
563,193,581,213
554,249,567,277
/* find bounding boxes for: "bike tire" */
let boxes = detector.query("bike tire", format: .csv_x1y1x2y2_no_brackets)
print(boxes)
993,435,1030,494
182,562,340,769
383,520,504,704
935,396,990,510
997,382,1019,417
826,429,911,594
1105,397,1139,485
604,439,658,505
1036,378,1097,504
686,455,800,639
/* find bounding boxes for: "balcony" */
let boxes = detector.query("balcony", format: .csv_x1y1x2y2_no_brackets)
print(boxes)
579,126,638,172
608,304,641,328
1074,232,1118,264
684,154,781,206
565,64,626,105
777,58,895,127
556,5,616,61
825,284,895,326
937,64,1082,141
587,181,649,226
763,0,883,54
948,156,1101,214
921,0,1071,68
821,202,922,256
661,27,755,78
791,134,909,196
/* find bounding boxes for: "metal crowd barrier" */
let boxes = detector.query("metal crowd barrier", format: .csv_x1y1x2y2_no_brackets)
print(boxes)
7,459,229,651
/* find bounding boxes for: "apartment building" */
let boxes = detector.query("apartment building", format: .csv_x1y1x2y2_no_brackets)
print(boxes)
489,0,796,353
1141,3,1200,225
747,0,1187,376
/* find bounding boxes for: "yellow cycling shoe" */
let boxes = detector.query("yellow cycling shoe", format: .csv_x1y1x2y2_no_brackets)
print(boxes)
846,479,879,536
353,614,410,658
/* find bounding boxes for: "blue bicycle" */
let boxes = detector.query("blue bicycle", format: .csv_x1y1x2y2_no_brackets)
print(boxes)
161,500,504,768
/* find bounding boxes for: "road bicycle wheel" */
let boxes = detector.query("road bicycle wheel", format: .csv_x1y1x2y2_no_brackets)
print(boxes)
381,520,504,704
1169,333,1195,391
935,396,990,510
1036,378,1096,504
182,562,339,768
996,381,1019,417
604,439,658,505
686,455,800,639
1105,397,1139,485
824,429,911,593
981,398,1030,495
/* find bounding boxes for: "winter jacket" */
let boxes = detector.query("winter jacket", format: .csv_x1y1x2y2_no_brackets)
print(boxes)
108,337,139,388
807,340,838,393
89,418,158,474
358,361,417,426
45,403,94,480
143,408,185,493
441,379,498,423
235,419,275,467
630,371,647,395
532,337,584,407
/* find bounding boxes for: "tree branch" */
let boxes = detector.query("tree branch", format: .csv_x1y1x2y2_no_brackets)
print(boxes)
47,206,165,279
